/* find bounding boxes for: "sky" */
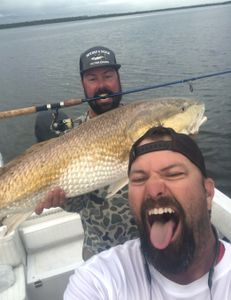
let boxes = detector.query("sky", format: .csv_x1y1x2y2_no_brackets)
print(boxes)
0,0,227,24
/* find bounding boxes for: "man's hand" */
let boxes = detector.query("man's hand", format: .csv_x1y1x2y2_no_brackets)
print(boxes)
35,187,66,215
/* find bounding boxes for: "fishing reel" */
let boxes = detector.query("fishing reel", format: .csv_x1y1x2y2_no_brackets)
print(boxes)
50,109,74,134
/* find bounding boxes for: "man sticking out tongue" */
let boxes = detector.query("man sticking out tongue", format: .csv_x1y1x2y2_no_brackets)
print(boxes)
128,126,216,277
64,126,231,300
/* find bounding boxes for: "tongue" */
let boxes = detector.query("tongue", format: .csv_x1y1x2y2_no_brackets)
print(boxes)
150,219,175,250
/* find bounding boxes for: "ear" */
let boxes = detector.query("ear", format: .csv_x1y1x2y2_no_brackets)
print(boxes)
204,178,215,210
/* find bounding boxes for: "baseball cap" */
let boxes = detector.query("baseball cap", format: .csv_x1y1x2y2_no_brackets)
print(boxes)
128,126,207,177
79,46,121,75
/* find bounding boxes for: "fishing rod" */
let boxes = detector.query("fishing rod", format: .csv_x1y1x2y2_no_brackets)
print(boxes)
0,69,230,119
103,69,231,99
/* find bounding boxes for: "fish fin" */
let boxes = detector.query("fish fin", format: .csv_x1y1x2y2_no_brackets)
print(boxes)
2,212,33,235
106,177,129,198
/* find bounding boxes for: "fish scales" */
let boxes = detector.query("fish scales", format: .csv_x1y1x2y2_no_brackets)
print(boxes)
0,98,206,224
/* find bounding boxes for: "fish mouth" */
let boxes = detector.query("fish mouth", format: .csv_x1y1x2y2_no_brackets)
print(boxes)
192,104,207,133
192,115,207,133
200,115,207,126
182,108,207,135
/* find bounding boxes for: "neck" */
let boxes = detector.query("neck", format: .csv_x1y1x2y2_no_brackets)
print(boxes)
88,108,98,118
161,226,221,285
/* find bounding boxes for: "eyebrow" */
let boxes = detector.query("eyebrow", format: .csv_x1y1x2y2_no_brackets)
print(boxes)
130,163,187,175
160,163,187,172
129,169,146,176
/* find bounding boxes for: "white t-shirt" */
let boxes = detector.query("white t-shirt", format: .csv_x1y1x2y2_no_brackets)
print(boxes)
64,238,231,300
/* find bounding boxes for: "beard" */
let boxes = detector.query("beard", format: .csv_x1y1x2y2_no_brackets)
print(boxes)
137,196,196,275
86,87,122,115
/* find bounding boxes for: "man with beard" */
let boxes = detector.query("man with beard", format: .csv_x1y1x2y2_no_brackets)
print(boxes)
35,46,139,260
64,126,231,300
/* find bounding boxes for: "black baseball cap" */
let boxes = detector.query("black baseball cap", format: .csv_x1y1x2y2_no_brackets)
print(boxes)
79,46,121,75
128,126,207,177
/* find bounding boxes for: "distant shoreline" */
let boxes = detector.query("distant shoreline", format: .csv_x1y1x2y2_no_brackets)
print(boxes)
0,1,230,30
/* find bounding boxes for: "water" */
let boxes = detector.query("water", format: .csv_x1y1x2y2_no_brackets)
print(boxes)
0,5,230,197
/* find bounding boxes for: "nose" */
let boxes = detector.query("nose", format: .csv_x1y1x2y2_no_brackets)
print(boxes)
97,77,106,90
145,176,166,199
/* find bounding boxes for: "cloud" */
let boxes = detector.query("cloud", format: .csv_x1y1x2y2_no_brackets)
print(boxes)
0,0,88,20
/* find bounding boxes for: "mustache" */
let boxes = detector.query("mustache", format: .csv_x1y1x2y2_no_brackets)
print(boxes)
94,88,113,98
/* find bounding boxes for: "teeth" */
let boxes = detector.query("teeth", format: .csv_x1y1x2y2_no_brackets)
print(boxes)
148,207,174,215
99,93,108,97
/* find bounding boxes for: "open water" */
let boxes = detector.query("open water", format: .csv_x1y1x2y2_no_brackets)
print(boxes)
0,4,230,196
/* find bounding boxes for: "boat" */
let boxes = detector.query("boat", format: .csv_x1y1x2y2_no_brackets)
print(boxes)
0,208,84,300
0,187,230,300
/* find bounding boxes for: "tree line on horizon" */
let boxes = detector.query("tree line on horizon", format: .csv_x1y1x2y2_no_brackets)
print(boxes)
0,1,230,30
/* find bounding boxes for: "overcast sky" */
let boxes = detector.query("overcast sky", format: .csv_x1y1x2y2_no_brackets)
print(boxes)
0,0,227,24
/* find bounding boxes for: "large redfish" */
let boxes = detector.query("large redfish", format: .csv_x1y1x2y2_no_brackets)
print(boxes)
0,97,206,233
